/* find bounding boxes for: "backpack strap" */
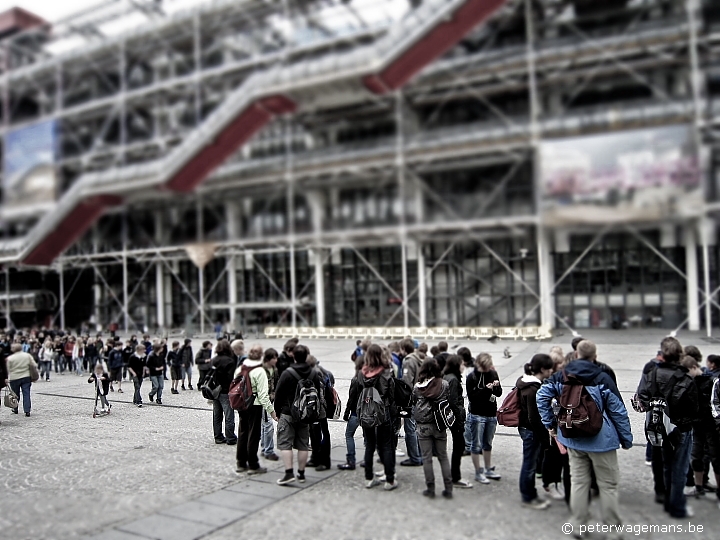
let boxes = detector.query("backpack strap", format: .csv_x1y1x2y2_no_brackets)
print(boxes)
287,367,301,381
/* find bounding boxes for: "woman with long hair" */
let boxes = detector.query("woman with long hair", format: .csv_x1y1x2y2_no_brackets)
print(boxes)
443,355,473,488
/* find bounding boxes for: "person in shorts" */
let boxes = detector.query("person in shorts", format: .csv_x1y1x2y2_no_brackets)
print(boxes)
272,345,322,486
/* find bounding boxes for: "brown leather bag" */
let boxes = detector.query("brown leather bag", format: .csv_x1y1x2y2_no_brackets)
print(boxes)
29,360,40,383
558,371,603,438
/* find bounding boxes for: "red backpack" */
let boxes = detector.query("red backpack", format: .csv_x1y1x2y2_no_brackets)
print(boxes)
557,371,603,438
229,364,261,411
497,387,521,427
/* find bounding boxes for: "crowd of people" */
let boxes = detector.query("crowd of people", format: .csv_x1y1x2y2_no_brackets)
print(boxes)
2,327,720,536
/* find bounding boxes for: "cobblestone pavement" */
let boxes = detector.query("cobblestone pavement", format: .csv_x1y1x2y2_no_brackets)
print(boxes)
1,332,718,540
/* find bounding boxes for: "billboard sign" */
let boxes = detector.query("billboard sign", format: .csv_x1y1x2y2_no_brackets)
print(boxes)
3,120,59,207
539,125,703,225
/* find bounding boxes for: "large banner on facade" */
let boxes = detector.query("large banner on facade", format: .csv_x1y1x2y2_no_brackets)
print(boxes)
539,125,703,225
3,120,59,207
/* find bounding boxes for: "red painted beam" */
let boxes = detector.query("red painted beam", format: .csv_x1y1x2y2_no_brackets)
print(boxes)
165,94,296,193
22,195,122,266
364,0,506,94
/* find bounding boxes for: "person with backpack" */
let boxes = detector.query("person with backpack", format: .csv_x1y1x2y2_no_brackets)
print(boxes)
683,355,720,505
515,354,555,510
234,344,276,474
442,355,472,488
195,341,213,390
210,340,238,445
466,352,503,486
338,355,365,471
400,338,423,467
538,340,632,532
273,344,323,486
636,336,698,518
357,343,397,491
412,358,452,498
260,348,280,461
306,354,333,471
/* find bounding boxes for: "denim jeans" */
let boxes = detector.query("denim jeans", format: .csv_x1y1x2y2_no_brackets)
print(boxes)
74,358,83,375
403,416,423,464
40,361,52,380
213,394,236,442
519,427,543,502
345,413,361,465
132,376,143,404
467,413,497,454
261,409,275,456
149,375,164,401
363,422,395,483
464,415,473,452
9,377,32,414
663,430,693,517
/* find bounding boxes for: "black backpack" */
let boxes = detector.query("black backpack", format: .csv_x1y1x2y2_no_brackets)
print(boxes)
200,367,221,400
288,368,321,424
394,378,413,417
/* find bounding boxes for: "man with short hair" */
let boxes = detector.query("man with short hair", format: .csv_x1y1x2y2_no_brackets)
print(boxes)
107,342,124,393
230,339,246,369
179,338,194,390
538,340,633,537
276,339,297,376
196,341,213,390
306,354,333,471
400,338,423,467
272,344,324,485
637,337,699,518
435,341,450,371
573,336,617,385
147,343,166,405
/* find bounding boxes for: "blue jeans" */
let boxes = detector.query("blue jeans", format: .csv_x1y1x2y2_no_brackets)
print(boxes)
345,413,361,465
40,361,52,380
149,375,164,401
404,416,423,464
10,377,32,414
467,413,497,454
213,394,236,442
261,409,275,456
464,415,473,452
663,431,693,517
132,376,143,404
519,427,543,502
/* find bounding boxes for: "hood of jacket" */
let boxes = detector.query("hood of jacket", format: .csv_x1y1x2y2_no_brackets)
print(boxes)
562,359,605,384
516,374,542,390
361,365,384,380
288,362,313,378
417,377,443,399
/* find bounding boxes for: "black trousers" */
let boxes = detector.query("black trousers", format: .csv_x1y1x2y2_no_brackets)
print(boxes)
310,418,332,468
197,368,210,388
450,423,465,483
652,443,666,495
236,406,263,469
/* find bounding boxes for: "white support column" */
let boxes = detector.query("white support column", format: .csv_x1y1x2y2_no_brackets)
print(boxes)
684,224,700,331
122,214,129,333
155,263,165,330
701,219,712,336
417,244,427,328
58,263,65,330
4,267,11,330
537,227,555,329
312,249,326,327
225,202,239,330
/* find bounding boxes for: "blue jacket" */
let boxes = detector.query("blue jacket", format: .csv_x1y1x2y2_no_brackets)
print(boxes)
536,360,633,453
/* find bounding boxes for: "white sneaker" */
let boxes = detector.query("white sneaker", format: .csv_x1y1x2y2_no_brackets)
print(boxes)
685,506,694,518
685,486,706,498
453,479,473,489
365,478,382,489
395,449,405,457
523,498,551,510
475,471,490,484
484,466,501,480
383,480,398,491
547,483,565,500
645,460,652,466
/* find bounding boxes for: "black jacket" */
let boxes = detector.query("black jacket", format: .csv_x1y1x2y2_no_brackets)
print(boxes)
466,369,502,417
277,352,293,376
694,373,716,425
516,375,546,436
412,377,448,425
196,348,212,371
210,355,236,394
128,354,147,379
345,375,361,419
637,362,698,433
274,362,323,417
146,352,166,375
168,350,182,369
180,345,194,368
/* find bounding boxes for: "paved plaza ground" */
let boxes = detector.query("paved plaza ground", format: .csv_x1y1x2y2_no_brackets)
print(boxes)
1,329,719,540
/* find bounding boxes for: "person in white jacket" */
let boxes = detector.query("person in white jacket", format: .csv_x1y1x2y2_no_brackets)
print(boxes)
234,344,276,475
